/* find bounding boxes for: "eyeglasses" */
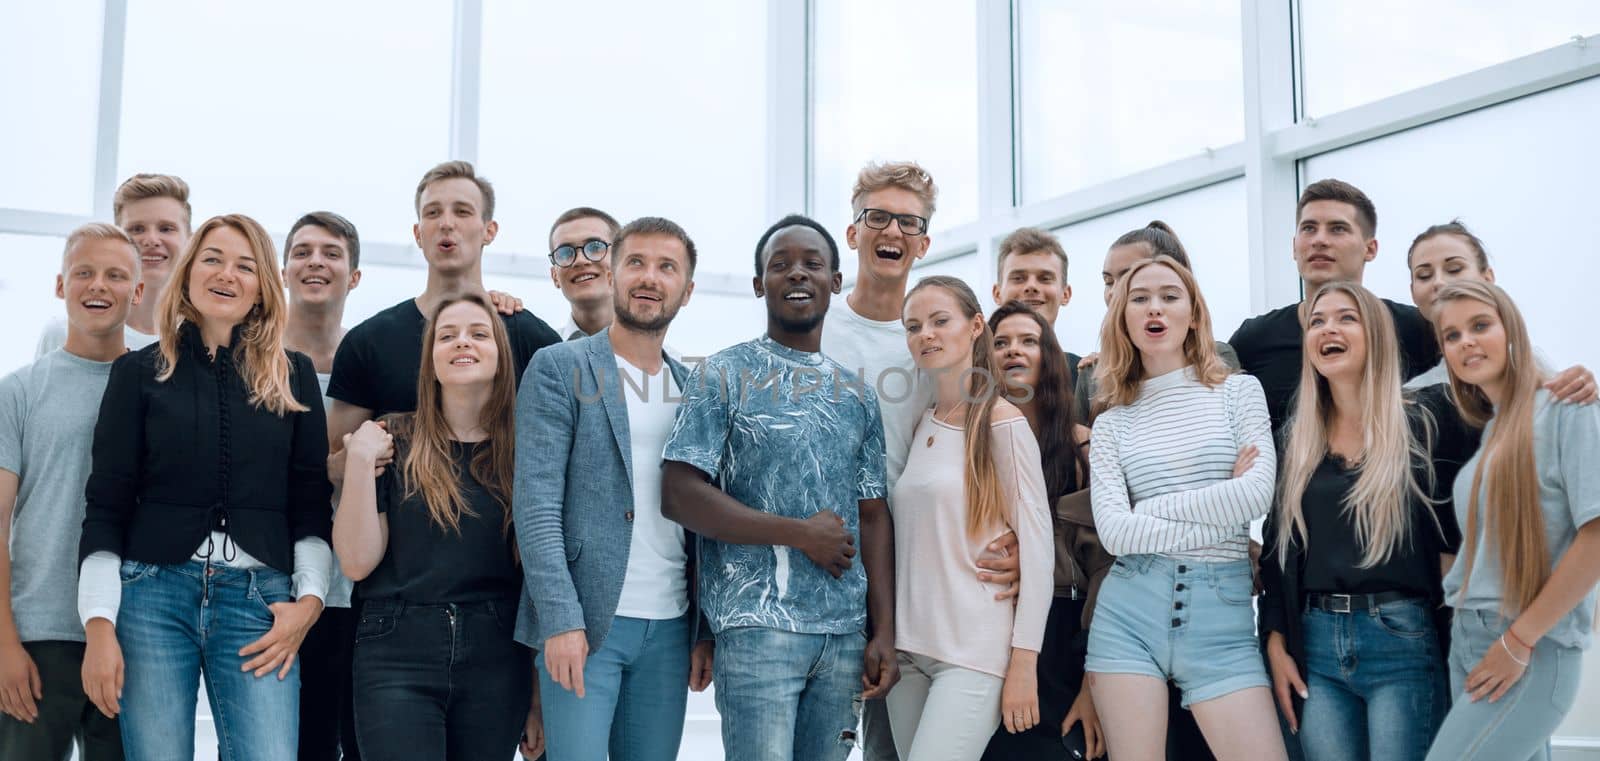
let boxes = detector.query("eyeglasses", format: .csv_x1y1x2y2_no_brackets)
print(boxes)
550,238,611,268
854,208,929,237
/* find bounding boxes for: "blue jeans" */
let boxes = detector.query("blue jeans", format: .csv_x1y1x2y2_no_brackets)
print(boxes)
1425,608,1582,761
713,627,864,761
1295,599,1449,761
352,598,531,761
536,614,690,761
116,560,298,761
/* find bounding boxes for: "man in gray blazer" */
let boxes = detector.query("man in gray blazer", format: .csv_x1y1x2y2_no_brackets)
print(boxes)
513,217,712,761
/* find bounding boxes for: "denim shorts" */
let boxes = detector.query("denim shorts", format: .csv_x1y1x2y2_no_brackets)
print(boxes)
1085,554,1268,707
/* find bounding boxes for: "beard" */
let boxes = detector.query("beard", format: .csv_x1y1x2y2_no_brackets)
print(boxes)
614,294,682,335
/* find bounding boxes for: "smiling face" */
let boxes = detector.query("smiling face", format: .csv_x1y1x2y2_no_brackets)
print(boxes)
118,196,189,290
903,286,980,373
846,187,931,283
992,312,1043,391
1410,234,1493,322
1123,263,1193,364
756,225,840,335
549,216,614,307
995,251,1070,325
1436,297,1508,390
431,300,501,388
284,224,359,308
1305,289,1367,383
613,232,694,334
185,225,262,329
59,237,143,336
1294,200,1377,288
414,177,497,275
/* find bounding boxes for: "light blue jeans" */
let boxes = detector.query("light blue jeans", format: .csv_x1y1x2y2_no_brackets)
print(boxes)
1425,608,1582,761
1295,599,1450,761
116,560,299,761
536,614,691,761
713,627,864,761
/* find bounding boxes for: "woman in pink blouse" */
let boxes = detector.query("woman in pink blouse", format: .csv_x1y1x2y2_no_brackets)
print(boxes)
885,276,1055,761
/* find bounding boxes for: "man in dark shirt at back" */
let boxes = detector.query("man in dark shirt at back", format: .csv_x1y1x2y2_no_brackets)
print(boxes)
1229,179,1438,433
326,160,560,476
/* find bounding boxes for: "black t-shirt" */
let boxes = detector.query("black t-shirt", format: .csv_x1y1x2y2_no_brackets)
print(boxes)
1299,385,1476,597
327,298,560,417
357,439,520,603
1229,298,1439,432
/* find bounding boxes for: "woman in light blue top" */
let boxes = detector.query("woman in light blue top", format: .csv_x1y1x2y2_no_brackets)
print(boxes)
1425,280,1600,761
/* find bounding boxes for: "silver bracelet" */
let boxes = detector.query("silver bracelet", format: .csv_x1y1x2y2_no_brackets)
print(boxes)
1500,635,1530,667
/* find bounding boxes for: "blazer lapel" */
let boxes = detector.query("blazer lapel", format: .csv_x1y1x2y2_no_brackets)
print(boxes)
587,329,634,487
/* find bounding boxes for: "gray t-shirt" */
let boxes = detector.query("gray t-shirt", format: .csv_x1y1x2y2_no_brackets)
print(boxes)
0,350,115,642
1443,390,1600,649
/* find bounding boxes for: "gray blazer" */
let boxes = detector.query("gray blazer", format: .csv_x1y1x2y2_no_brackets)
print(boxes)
512,328,703,652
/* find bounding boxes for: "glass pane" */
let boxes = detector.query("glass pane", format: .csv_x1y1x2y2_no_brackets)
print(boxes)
1042,179,1248,356
478,0,768,276
1301,1,1600,117
813,0,979,277
0,234,70,376
1300,76,1600,379
0,1,102,214
117,0,452,242
1017,0,1242,202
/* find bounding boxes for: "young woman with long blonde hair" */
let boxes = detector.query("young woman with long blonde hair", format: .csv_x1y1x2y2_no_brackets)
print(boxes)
334,292,537,760
1424,280,1600,761
1261,281,1473,760
886,277,1054,761
1084,256,1285,761
78,214,333,760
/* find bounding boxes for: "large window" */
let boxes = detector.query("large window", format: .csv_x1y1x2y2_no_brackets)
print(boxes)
0,2,102,215
1046,179,1249,355
1016,0,1242,202
1299,1,1600,117
117,0,453,242
812,0,980,277
0,234,70,375
1300,76,1600,377
478,0,769,273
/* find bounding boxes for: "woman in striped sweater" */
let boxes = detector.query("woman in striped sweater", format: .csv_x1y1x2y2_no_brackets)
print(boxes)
1084,256,1286,761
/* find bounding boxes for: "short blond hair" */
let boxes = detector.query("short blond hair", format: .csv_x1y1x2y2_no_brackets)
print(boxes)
851,161,937,218
62,223,140,275
113,174,192,229
415,160,496,221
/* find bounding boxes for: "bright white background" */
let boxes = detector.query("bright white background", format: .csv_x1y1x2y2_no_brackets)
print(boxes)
3,1,1600,758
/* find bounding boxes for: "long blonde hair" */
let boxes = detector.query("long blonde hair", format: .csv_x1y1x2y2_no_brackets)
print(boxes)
154,214,306,416
907,276,1006,537
1275,282,1435,568
1437,280,1547,614
1093,256,1229,409
393,293,517,536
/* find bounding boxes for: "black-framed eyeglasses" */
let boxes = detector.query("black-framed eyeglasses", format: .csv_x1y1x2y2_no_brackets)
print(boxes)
854,208,929,236
550,238,611,267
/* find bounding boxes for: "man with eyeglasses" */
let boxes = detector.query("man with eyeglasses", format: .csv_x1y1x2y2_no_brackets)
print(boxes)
548,207,623,341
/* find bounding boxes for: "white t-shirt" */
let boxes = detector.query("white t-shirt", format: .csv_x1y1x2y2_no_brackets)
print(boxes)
820,297,930,489
318,371,355,609
35,317,157,360
612,353,689,620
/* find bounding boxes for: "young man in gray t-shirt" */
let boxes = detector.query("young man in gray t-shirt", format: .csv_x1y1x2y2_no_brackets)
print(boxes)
0,224,142,759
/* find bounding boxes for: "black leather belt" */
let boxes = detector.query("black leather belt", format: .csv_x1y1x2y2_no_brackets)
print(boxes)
1306,590,1423,614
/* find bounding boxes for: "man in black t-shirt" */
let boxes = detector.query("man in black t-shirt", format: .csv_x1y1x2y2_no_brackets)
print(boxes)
326,161,560,483
1229,179,1439,433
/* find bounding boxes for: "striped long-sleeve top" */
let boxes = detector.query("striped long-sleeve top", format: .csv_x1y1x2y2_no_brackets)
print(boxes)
1089,367,1275,562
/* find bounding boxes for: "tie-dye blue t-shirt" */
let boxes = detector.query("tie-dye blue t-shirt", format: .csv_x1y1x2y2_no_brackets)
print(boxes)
663,336,887,635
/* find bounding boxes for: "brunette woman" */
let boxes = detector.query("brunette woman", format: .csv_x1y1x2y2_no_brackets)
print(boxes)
335,293,537,760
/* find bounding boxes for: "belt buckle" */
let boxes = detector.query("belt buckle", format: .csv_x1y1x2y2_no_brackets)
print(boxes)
1328,594,1352,614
